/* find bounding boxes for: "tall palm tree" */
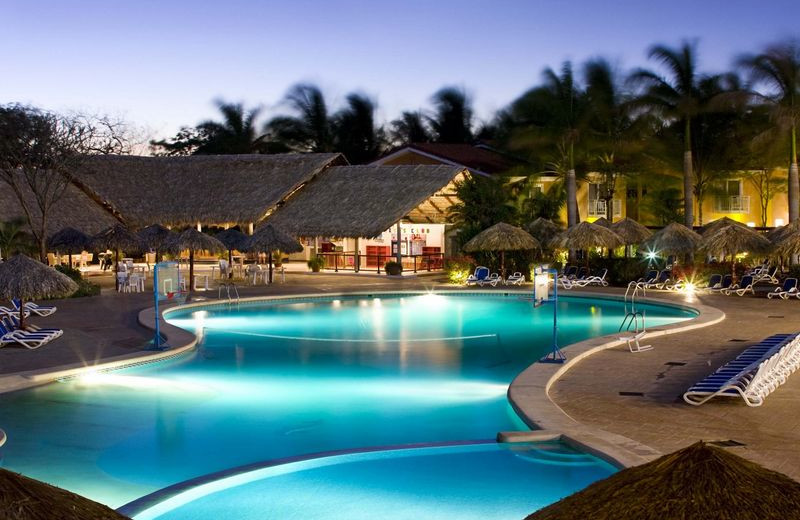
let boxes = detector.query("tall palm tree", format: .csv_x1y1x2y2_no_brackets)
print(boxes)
632,41,706,227
332,93,384,164
738,40,800,222
429,87,474,143
266,83,334,152
390,111,431,144
194,100,264,154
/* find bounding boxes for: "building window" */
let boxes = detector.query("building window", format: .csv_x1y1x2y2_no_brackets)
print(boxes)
588,183,622,218
714,179,750,213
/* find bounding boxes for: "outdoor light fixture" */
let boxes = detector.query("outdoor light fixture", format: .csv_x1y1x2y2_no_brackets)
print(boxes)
645,249,659,260
776,218,785,227
747,222,756,227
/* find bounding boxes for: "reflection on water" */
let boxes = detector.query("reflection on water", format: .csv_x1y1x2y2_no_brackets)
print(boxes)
0,294,693,507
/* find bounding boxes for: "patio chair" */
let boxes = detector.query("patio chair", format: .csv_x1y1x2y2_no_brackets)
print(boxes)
706,274,733,294
12,299,56,317
723,275,754,296
505,272,525,285
0,322,57,349
767,278,798,299
465,266,490,286
481,272,502,287
575,268,609,287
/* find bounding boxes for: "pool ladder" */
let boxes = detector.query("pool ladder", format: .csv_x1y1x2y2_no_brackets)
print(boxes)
619,281,646,333
218,282,240,305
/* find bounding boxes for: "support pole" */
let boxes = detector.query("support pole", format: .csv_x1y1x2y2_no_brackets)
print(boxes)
354,237,360,272
395,222,402,265
268,251,273,284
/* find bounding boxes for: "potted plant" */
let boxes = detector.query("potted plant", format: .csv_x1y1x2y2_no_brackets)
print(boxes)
384,260,403,276
307,256,325,273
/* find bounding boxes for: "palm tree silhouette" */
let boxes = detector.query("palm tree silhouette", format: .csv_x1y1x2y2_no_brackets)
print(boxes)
265,83,334,152
738,40,800,222
429,87,474,143
332,93,384,164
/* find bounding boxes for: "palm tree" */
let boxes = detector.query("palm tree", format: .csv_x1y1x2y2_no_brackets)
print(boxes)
0,219,34,259
265,83,334,152
149,100,265,155
632,41,706,227
429,87,474,143
332,93,384,164
738,40,800,222
195,100,265,154
390,111,431,144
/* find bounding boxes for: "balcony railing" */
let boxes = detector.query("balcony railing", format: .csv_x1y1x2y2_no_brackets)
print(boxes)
714,195,750,214
588,199,622,218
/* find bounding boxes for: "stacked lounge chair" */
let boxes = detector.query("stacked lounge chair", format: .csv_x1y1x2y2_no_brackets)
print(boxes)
683,333,800,406
12,299,56,317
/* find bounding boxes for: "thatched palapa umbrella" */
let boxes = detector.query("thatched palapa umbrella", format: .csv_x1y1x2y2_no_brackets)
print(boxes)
47,227,90,269
700,224,772,279
215,228,249,275
700,216,748,236
244,224,303,283
91,224,142,292
610,218,652,257
0,466,130,519
525,218,562,249
639,222,701,257
769,219,800,244
463,222,540,277
526,441,800,520
138,224,174,264
550,221,622,266
591,216,611,228
165,229,226,291
0,255,77,329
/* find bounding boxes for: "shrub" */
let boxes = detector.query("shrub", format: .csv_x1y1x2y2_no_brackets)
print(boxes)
306,256,325,272
384,261,403,275
589,257,649,286
54,264,100,298
787,265,800,281
444,256,474,284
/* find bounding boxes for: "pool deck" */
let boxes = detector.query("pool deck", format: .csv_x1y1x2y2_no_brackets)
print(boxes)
2,272,800,481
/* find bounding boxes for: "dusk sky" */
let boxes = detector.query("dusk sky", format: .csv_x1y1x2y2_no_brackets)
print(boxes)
3,0,798,141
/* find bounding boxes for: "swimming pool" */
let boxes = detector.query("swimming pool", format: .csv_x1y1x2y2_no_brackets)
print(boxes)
0,292,694,511
125,441,617,520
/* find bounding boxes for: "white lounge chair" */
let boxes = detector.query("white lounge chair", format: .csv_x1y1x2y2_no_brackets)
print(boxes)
481,273,502,287
767,278,798,299
575,268,609,287
505,272,525,285
722,275,755,296
619,330,652,353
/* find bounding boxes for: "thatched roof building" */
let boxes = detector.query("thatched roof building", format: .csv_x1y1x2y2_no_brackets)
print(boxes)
266,164,468,238
0,174,119,235
74,153,344,228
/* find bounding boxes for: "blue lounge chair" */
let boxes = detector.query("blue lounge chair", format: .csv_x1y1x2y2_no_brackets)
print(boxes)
767,278,798,299
683,333,798,406
707,274,733,293
12,298,56,317
705,274,722,289
1,315,62,338
643,270,670,289
465,266,490,286
0,322,57,349
562,266,578,279
723,275,755,296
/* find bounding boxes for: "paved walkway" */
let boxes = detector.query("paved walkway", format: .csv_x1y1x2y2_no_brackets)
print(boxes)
548,288,800,480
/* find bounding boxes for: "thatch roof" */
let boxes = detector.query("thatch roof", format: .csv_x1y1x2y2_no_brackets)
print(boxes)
243,224,303,253
525,218,562,246
463,222,540,252
551,221,623,250
700,224,772,256
769,219,800,243
640,222,702,255
90,224,142,252
0,255,77,300
0,172,119,236
165,229,226,255
74,153,343,228
137,224,174,250
266,165,467,238
592,216,611,228
214,228,249,251
526,441,800,520
610,218,652,245
0,467,130,519
47,227,90,254
700,216,748,236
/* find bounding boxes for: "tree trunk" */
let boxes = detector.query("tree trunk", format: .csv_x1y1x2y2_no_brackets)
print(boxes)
500,250,505,279
635,177,642,222
189,249,194,292
697,194,704,227
566,168,578,227
789,161,799,223
683,150,694,228
683,118,694,228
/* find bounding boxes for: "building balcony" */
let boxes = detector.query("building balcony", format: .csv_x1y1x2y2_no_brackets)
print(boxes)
714,195,750,214
588,199,622,218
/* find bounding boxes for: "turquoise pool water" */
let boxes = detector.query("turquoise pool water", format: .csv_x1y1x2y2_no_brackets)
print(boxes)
127,442,617,520
0,293,694,510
